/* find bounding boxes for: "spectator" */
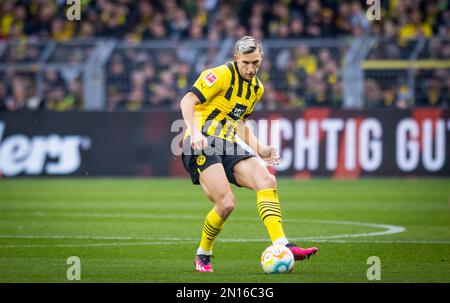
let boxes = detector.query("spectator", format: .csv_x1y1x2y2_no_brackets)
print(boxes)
149,69,176,109
294,45,317,76
399,8,433,43
365,79,384,108
0,0,448,112
107,54,128,111
51,17,74,41
0,81,13,111
288,18,305,39
422,78,445,107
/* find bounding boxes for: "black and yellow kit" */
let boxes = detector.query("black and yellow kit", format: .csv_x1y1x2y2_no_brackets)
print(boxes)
182,61,265,185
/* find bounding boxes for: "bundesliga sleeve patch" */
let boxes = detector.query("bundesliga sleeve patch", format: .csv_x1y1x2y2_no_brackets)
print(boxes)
203,71,218,87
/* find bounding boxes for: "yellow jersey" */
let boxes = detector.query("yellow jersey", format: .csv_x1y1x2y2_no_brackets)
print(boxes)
186,61,264,142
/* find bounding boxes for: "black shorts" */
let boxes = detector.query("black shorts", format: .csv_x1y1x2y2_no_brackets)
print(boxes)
181,136,255,186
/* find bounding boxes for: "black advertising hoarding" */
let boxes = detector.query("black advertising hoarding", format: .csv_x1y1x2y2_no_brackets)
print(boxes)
247,108,450,177
0,112,178,177
0,109,449,178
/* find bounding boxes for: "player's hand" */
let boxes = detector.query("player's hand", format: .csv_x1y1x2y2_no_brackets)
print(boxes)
258,145,280,166
190,131,208,152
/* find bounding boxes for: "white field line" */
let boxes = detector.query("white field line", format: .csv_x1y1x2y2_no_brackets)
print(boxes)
290,220,406,240
0,241,191,248
3,211,406,238
1,238,449,249
0,237,450,248
0,234,187,241
1,211,405,239
1,211,446,248
10,211,203,220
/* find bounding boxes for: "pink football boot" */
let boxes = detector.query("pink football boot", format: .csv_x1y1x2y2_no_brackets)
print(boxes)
286,243,318,261
194,255,213,272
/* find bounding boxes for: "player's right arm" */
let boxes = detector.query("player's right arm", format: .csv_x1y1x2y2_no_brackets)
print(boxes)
180,92,208,151
181,65,229,151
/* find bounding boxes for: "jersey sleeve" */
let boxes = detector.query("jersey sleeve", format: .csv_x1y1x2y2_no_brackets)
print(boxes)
189,65,229,104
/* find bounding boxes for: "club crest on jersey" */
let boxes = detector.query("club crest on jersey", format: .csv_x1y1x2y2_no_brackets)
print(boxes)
203,71,218,87
196,155,206,166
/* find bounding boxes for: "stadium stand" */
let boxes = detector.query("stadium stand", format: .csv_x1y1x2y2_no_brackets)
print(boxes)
0,0,449,111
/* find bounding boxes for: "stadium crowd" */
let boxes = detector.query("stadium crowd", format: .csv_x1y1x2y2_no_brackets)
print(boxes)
0,0,449,111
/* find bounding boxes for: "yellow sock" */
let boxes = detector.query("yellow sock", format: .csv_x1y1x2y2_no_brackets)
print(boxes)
199,208,225,253
257,188,286,243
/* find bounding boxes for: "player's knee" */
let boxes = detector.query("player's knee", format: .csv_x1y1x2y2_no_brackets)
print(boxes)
216,192,235,216
257,172,277,190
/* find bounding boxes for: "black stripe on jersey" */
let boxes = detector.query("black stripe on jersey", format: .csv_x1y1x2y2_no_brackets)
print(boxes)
225,123,235,140
245,81,252,100
237,76,244,98
225,63,235,100
190,86,206,103
202,108,221,134
244,99,257,120
214,118,228,136
233,61,253,98
242,77,261,120
254,77,260,96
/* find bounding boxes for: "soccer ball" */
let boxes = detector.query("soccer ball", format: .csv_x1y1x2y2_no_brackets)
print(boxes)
260,244,294,274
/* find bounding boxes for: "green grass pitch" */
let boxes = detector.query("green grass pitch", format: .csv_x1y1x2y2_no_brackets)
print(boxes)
0,178,449,283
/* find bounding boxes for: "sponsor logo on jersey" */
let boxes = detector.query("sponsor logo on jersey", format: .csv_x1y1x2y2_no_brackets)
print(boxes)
227,103,248,120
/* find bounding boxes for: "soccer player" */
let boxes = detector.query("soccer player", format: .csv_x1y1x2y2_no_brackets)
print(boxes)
180,36,318,272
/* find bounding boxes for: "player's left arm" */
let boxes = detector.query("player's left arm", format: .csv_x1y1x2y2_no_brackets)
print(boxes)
236,120,280,166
